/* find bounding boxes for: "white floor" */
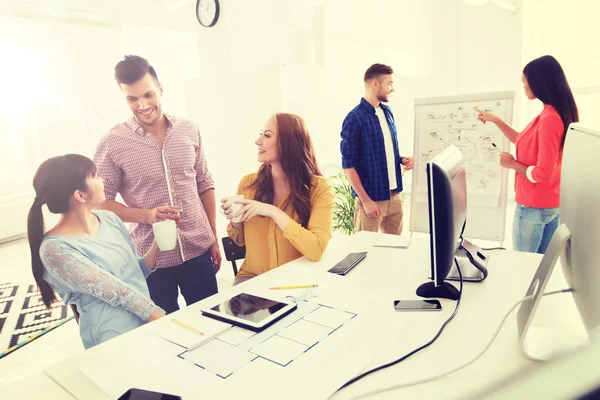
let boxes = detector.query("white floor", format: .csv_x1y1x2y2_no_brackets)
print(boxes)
0,199,517,388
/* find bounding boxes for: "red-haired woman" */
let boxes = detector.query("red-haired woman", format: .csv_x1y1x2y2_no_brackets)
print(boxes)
222,113,334,284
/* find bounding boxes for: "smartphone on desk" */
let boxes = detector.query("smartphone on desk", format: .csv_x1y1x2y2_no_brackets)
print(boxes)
118,388,182,400
393,299,442,312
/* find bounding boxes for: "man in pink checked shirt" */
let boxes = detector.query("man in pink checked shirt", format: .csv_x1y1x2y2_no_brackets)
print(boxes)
94,55,221,314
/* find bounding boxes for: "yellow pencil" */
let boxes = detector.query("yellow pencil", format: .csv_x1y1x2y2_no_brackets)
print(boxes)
269,284,319,290
171,318,204,335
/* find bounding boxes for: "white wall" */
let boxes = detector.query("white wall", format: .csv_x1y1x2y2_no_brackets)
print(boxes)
0,12,200,239
187,0,523,233
0,0,526,240
521,0,600,127
0,0,596,248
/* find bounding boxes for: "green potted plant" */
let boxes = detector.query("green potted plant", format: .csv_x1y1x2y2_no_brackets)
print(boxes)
326,164,412,236
327,169,356,236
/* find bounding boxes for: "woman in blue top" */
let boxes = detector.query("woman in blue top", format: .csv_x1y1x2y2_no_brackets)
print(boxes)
27,154,165,349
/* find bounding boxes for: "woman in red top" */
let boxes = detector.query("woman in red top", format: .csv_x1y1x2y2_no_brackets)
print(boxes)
475,55,578,254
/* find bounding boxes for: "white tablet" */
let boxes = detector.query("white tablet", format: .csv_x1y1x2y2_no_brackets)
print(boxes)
200,292,298,332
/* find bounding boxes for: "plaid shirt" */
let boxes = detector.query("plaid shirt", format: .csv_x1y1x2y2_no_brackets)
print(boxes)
340,98,404,201
94,114,216,268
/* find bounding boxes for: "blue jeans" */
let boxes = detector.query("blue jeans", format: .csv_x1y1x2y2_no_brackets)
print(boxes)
146,251,218,314
512,205,559,254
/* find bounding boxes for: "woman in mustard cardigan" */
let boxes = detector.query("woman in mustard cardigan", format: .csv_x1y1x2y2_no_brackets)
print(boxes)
222,113,334,284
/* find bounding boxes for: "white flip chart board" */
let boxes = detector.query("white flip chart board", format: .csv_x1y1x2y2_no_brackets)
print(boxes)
409,91,515,241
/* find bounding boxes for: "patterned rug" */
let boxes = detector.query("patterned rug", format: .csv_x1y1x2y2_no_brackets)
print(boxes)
0,283,74,359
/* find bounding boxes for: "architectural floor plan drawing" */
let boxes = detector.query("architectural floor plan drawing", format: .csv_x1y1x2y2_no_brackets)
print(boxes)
178,300,357,379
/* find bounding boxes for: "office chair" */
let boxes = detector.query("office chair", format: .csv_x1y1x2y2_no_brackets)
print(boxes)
221,236,246,277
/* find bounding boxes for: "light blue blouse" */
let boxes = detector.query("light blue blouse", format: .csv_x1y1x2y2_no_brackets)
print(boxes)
40,210,161,349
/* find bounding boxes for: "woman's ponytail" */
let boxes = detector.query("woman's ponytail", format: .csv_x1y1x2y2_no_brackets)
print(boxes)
27,197,56,308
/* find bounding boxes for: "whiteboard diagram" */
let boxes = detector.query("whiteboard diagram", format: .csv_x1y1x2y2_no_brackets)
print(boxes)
416,100,509,202
410,91,514,241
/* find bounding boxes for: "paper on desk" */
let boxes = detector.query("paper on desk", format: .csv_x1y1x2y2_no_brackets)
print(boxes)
373,234,411,248
181,339,258,378
236,313,377,400
218,326,256,346
80,333,212,399
303,305,355,329
278,318,334,347
78,305,381,400
154,313,231,348
250,335,308,366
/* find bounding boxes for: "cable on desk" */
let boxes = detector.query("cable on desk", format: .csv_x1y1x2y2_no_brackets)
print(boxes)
460,244,481,267
347,288,574,399
337,258,464,391
480,247,507,251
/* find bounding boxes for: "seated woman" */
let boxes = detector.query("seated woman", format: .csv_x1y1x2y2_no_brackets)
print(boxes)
222,113,334,285
27,154,166,349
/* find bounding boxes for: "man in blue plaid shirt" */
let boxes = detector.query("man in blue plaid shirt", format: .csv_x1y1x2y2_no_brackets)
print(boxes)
340,64,414,235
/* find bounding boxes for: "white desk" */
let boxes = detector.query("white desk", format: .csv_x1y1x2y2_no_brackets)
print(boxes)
0,371,75,400
43,232,583,399
0,307,83,400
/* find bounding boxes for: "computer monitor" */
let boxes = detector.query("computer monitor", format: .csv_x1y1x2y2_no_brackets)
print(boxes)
416,145,467,300
517,123,600,360
559,124,600,337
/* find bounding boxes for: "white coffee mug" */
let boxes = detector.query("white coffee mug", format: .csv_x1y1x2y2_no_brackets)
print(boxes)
152,219,177,251
224,195,245,223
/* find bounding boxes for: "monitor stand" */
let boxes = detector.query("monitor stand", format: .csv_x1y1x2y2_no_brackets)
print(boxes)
447,239,489,282
522,325,589,362
517,223,589,361
416,282,460,300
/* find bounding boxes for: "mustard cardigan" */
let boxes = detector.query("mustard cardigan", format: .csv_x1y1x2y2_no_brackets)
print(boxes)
227,173,334,279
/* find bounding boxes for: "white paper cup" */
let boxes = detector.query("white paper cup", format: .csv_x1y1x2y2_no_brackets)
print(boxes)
152,220,177,251
224,195,245,223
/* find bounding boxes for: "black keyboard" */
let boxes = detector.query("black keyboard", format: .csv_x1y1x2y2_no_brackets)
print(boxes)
328,252,367,275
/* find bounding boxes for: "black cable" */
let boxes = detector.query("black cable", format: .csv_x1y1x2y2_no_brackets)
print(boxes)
480,247,506,251
458,244,488,280
460,244,478,265
337,258,464,391
351,288,575,398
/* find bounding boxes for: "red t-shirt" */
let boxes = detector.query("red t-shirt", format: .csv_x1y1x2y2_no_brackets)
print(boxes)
514,105,564,208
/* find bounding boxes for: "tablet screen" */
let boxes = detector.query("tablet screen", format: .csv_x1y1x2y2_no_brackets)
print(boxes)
210,293,289,324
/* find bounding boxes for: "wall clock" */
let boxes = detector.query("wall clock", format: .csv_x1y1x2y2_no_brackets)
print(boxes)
196,0,220,28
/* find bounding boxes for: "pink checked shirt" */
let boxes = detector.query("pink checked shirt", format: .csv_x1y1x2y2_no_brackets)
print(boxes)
94,114,216,268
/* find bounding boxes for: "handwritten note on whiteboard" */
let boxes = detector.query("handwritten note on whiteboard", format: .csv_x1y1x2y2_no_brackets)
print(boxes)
414,99,511,207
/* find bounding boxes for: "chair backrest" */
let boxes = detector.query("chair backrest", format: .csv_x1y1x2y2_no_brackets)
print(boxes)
221,237,246,277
